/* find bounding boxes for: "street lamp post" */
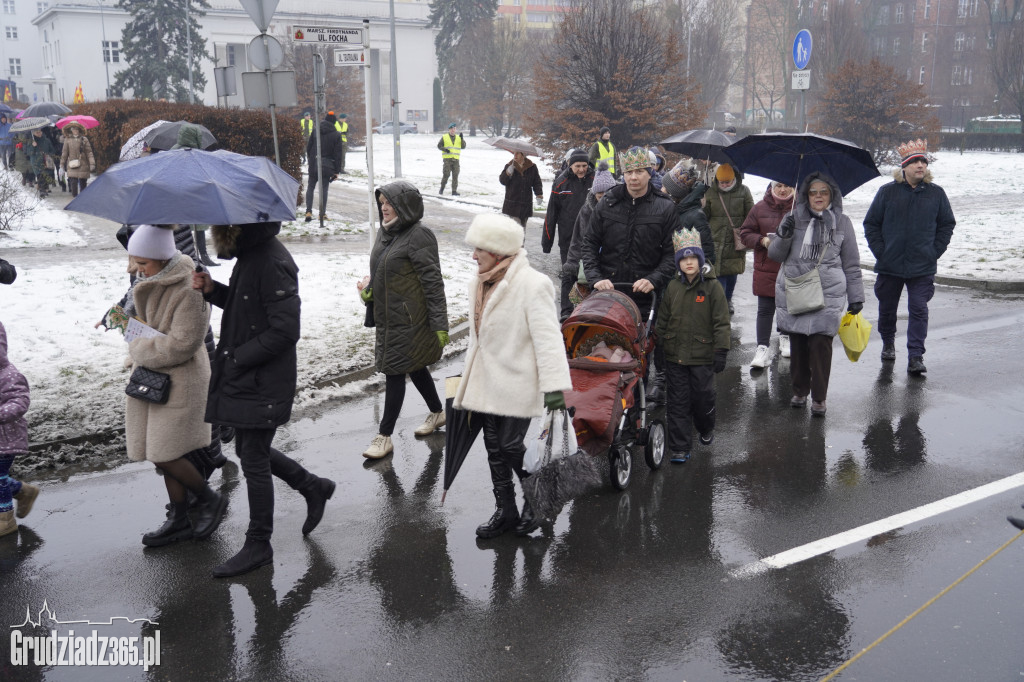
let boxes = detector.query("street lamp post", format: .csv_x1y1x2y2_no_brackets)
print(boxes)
185,0,194,103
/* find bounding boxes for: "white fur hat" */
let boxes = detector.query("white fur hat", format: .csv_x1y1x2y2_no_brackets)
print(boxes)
465,213,523,256
127,224,176,260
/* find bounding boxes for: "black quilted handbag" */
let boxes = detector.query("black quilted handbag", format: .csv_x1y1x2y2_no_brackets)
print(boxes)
125,367,171,404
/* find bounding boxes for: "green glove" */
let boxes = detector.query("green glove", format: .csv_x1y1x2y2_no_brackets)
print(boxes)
544,391,566,411
360,287,373,304
436,330,450,348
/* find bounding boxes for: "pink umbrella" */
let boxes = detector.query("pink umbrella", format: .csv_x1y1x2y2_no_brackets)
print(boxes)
56,114,99,130
14,110,25,120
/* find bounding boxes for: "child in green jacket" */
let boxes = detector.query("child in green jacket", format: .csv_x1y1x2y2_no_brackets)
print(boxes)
655,228,731,463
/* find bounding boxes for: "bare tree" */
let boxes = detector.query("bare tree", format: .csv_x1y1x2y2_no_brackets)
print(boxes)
0,172,39,232
985,0,1024,132
663,0,745,113
281,38,365,142
807,0,869,84
745,0,796,126
526,0,705,164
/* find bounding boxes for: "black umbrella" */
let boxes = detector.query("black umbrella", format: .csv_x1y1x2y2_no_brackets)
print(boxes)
441,376,483,505
144,120,217,151
23,101,71,118
722,132,880,196
660,128,735,164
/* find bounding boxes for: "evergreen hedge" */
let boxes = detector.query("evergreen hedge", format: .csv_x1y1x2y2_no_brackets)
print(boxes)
936,132,1023,153
69,100,303,183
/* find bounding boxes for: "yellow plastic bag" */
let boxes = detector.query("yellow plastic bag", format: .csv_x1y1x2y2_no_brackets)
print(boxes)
838,311,872,362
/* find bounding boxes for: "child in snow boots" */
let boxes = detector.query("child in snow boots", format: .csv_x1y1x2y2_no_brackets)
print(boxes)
0,320,40,537
655,228,731,464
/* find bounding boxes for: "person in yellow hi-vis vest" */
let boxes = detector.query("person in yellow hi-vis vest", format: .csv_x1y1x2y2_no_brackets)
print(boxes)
333,112,349,174
588,127,616,176
300,112,313,164
437,123,466,196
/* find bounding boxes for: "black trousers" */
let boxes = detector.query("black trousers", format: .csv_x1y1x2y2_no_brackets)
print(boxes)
665,362,716,453
379,367,443,436
234,428,318,542
755,295,777,347
305,171,330,213
789,333,834,402
481,413,531,492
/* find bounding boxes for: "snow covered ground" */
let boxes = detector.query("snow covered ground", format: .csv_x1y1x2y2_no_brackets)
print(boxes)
1,142,1021,446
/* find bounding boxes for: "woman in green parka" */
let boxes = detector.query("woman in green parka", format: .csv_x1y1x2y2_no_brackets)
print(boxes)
358,180,450,459
703,163,754,314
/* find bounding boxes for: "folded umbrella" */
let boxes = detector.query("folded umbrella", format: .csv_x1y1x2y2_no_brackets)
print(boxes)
441,376,483,505
9,117,52,133
660,128,735,164
486,136,542,157
722,132,880,196
56,115,99,130
22,101,71,118
65,148,300,225
144,120,217,151
120,119,168,161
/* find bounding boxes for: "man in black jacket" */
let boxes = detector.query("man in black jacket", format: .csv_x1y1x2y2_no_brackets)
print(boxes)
582,146,681,318
304,113,344,222
543,149,593,263
193,222,335,578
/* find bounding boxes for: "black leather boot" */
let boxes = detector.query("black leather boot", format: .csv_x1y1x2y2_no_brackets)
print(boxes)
300,477,336,535
192,486,228,540
476,484,519,539
211,538,273,578
646,367,666,406
514,496,541,536
143,501,192,547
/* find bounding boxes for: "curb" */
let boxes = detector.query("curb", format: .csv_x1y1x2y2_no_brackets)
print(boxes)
29,321,473,454
857,263,1024,293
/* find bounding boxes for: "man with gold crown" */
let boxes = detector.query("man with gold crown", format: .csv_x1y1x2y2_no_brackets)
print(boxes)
863,138,956,376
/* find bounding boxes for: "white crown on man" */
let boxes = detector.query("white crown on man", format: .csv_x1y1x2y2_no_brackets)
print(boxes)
897,138,930,166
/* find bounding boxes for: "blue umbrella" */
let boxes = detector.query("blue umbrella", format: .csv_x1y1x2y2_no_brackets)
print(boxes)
65,148,299,225
722,132,880,196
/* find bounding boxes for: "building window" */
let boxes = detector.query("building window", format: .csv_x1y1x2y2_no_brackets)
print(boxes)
893,37,901,54
919,66,926,85
877,5,889,24
970,0,979,15
822,1,828,20
957,0,968,17
8,58,21,76
511,13,519,23
954,32,965,51
226,44,238,67
36,1,46,13
924,0,931,17
966,66,973,84
895,3,904,22
526,12,549,23
921,32,928,53
4,25,14,38
2,0,14,15
952,65,962,85
102,40,119,63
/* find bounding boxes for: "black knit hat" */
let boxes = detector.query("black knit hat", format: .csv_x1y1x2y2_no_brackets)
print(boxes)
567,148,589,166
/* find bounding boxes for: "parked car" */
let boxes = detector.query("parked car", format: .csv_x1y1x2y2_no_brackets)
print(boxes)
373,121,419,134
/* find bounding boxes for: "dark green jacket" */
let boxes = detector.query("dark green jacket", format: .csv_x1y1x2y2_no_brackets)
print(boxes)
655,272,731,365
370,180,448,375
703,176,754,276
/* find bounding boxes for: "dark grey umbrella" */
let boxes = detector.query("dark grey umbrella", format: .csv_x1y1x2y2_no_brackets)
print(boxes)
23,101,71,118
144,120,217,151
660,129,735,164
65,148,299,225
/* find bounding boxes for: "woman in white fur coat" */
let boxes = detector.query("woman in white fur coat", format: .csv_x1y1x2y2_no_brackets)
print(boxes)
124,224,227,549
454,214,572,538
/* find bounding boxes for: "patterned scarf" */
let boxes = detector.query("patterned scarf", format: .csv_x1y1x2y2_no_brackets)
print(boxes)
800,206,835,261
474,255,515,335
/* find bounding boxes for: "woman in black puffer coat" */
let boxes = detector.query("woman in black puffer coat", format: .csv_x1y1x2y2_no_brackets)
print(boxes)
358,180,449,460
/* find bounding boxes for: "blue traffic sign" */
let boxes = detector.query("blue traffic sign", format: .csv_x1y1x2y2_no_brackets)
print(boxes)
793,30,812,70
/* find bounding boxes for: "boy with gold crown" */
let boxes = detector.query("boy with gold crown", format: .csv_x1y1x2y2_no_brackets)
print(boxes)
655,228,731,464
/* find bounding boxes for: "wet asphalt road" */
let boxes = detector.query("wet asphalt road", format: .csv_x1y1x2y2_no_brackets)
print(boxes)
3,274,1024,681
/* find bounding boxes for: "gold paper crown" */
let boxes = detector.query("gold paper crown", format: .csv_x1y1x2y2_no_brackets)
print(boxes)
897,138,929,163
618,146,654,173
672,227,702,254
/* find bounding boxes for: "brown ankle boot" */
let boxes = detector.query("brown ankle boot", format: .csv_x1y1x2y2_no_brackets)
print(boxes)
0,510,16,538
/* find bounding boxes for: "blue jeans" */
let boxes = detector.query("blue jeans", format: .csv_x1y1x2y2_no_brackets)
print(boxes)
719,274,737,301
0,454,24,512
874,274,935,358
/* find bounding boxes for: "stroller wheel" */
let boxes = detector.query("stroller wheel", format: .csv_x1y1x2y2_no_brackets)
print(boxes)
645,421,666,470
610,445,632,490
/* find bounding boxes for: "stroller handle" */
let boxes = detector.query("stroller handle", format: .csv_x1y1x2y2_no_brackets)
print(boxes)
608,282,658,330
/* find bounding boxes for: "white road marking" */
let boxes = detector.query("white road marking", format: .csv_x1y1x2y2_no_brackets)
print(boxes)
730,471,1024,579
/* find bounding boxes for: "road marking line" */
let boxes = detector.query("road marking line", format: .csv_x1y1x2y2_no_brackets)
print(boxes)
730,471,1024,579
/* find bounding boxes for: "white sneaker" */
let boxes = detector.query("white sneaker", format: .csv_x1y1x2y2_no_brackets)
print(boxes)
362,434,394,459
750,345,772,369
779,335,791,358
413,411,446,437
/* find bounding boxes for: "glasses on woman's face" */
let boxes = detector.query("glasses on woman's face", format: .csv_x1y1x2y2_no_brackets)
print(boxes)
808,188,831,197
